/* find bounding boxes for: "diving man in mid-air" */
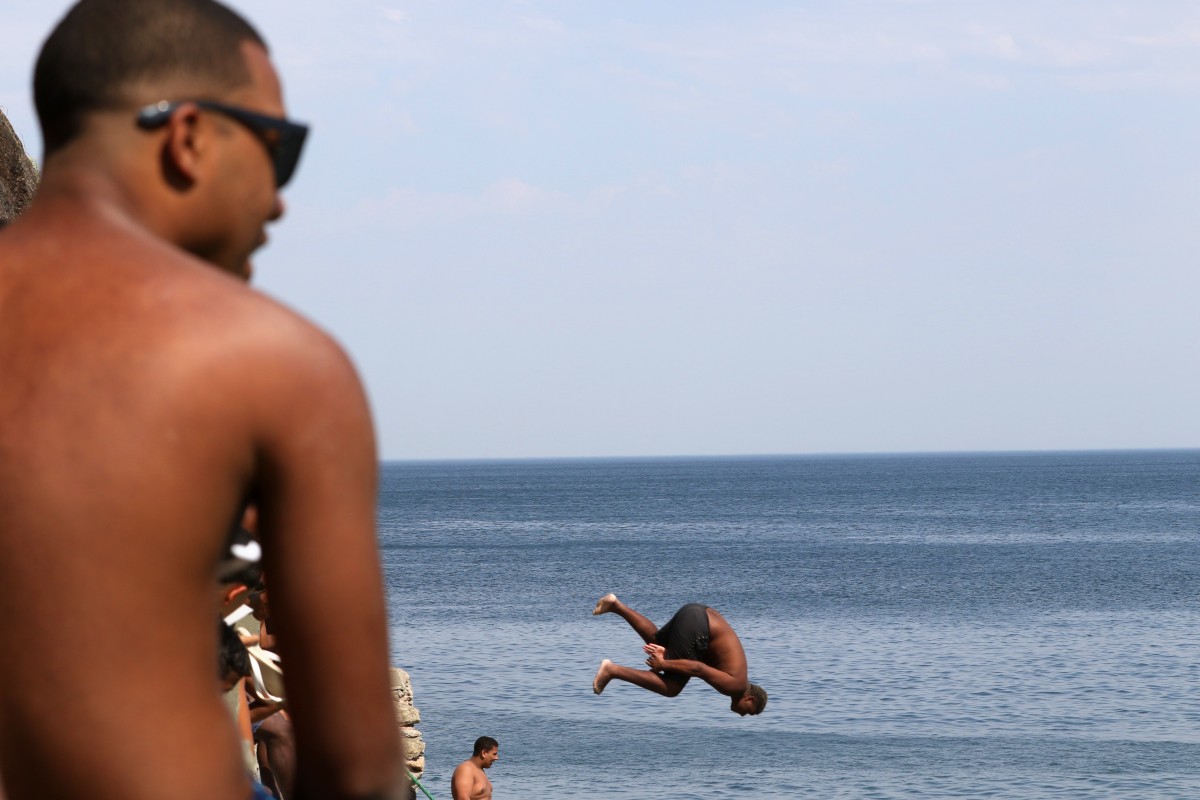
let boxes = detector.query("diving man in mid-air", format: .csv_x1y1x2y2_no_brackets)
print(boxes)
591,594,767,716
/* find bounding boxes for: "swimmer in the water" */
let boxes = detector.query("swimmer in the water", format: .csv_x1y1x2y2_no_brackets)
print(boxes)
591,594,767,716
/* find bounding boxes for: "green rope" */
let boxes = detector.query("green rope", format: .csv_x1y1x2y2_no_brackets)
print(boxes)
407,769,437,800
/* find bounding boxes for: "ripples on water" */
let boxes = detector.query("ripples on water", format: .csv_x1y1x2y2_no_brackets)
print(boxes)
378,451,1200,798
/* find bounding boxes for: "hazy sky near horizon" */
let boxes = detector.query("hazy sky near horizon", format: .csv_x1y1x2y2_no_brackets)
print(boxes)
4,1,1200,460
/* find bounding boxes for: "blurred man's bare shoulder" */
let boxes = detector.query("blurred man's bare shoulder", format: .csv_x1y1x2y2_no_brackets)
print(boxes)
0,214,361,502
12,211,349,386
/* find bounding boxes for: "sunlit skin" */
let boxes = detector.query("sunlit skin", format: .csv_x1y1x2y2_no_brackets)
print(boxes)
592,594,764,715
0,35,405,800
181,41,286,279
451,746,498,800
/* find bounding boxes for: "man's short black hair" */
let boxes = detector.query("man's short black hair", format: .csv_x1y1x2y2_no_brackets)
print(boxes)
473,736,498,756
34,0,267,155
748,683,768,714
218,620,251,681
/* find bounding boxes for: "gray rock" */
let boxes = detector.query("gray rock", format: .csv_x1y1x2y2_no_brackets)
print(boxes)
391,667,427,778
0,109,38,226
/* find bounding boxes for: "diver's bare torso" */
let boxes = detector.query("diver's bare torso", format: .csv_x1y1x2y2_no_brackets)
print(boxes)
700,607,749,687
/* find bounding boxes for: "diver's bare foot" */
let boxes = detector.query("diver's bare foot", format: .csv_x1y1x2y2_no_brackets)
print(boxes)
592,593,617,615
593,659,614,694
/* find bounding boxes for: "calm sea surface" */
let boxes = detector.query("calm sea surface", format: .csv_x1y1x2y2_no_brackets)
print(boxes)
377,451,1200,799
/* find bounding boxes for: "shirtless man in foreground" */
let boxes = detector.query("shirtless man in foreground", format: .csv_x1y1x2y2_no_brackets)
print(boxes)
592,594,768,716
0,1,408,798
450,737,498,800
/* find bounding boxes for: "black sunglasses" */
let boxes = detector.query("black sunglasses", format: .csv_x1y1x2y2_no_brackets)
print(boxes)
136,99,309,188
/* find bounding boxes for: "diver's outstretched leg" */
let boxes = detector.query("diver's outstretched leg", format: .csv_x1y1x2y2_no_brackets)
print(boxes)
592,593,659,643
593,659,685,697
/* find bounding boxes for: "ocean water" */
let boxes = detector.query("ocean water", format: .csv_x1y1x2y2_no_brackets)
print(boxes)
377,450,1200,799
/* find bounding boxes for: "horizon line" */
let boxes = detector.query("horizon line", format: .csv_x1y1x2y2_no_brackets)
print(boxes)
381,445,1200,465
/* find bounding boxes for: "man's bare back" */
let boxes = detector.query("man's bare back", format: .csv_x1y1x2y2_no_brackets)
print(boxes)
0,2,406,798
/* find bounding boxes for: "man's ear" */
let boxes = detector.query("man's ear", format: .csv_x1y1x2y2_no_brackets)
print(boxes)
160,103,205,190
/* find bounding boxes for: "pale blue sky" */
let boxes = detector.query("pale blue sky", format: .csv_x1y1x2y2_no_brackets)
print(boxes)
4,2,1200,459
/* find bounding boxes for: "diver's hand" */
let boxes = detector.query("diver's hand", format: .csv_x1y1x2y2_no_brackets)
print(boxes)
643,643,667,670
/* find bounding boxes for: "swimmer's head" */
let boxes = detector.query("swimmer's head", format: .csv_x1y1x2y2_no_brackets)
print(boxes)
473,736,499,768
732,683,767,716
